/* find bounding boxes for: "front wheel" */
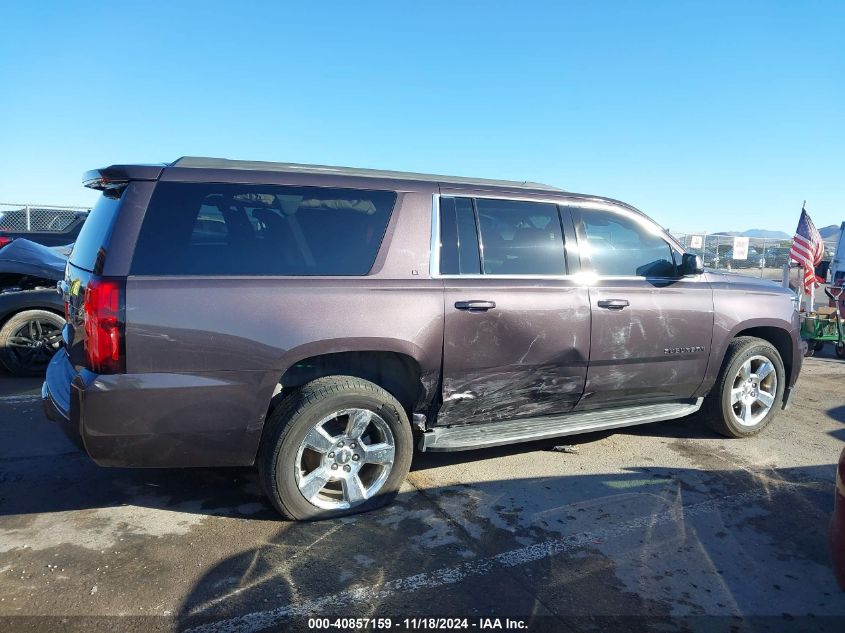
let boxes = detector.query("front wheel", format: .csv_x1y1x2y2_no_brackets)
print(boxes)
703,336,785,438
258,376,413,520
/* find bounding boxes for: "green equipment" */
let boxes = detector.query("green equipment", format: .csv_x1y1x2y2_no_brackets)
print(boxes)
801,286,845,358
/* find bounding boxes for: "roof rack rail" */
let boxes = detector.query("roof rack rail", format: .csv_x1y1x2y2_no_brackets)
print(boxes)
170,156,564,192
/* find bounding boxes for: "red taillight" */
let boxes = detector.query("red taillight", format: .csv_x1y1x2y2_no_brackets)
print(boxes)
83,277,125,373
0,236,12,249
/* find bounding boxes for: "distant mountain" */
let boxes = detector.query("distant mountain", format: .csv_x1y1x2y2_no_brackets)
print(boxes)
712,229,791,239
705,225,841,242
819,224,841,240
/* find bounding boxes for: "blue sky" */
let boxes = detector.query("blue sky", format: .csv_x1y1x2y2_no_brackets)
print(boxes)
1,1,843,233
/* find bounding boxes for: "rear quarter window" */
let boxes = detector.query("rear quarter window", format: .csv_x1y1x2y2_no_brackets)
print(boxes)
130,182,397,276
69,195,121,272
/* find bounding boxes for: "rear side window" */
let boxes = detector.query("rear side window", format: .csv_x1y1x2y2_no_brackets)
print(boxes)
475,199,566,275
131,183,397,276
438,196,567,276
70,194,121,272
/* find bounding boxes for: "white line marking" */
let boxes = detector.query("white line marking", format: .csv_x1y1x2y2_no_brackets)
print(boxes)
185,483,820,633
0,394,41,404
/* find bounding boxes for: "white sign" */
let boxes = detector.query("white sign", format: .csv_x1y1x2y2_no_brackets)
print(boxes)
689,235,703,249
732,236,749,260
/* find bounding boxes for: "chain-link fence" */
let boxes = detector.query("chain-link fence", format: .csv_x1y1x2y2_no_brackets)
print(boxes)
672,232,838,281
0,203,90,233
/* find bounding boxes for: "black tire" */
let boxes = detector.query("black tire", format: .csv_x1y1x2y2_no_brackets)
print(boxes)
813,340,825,352
702,336,785,438
257,376,413,521
836,342,845,359
0,310,64,377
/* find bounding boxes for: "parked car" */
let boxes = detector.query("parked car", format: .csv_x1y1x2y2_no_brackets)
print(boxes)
43,157,802,520
721,246,760,263
0,239,67,376
701,245,761,268
0,207,88,248
833,446,845,590
759,246,792,269
701,247,719,267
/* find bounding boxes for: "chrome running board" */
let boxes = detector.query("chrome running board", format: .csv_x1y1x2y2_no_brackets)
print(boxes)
419,398,703,452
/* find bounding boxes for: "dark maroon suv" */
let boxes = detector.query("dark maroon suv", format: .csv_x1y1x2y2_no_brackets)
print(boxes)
42,157,802,520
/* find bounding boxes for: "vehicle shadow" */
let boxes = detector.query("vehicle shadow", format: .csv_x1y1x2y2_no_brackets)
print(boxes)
0,370,44,396
0,406,719,520
171,463,842,632
826,405,845,442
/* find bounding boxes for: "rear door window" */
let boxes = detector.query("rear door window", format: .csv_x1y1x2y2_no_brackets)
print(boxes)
131,182,397,276
475,199,566,275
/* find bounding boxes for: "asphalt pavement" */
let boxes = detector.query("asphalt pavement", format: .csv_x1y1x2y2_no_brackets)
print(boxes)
1,353,844,633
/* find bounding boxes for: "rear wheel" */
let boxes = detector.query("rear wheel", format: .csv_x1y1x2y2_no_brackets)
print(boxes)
836,342,845,359
0,310,64,376
703,336,785,438
258,376,413,520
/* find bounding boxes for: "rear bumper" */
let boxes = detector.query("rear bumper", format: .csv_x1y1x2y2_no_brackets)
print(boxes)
42,350,86,452
42,350,272,468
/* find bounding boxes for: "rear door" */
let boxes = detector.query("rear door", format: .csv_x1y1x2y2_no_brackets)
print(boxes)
436,193,590,426
569,203,713,409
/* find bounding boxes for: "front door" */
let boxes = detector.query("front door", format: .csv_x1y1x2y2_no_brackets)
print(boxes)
569,204,713,409
435,194,591,425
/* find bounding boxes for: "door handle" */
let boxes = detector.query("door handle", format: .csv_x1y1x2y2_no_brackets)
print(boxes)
597,299,629,310
455,300,496,312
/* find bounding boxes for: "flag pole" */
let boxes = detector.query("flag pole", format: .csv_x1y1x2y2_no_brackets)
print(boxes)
803,200,814,313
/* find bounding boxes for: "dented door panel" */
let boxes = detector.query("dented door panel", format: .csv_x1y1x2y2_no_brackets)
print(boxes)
439,279,590,426
579,277,713,409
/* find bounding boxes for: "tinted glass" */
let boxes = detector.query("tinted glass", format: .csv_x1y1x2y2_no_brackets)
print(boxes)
69,194,121,272
577,208,676,277
475,199,566,275
439,197,459,274
454,198,481,274
439,197,481,275
131,182,397,275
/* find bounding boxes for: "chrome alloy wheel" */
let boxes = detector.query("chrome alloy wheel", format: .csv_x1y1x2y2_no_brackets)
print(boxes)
294,408,396,510
730,355,778,427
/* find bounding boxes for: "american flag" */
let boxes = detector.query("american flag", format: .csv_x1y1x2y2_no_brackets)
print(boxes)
789,206,825,295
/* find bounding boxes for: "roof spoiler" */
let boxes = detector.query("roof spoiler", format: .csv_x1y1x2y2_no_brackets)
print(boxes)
83,164,165,196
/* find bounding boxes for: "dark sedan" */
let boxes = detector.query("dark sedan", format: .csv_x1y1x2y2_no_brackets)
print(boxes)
0,239,67,376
